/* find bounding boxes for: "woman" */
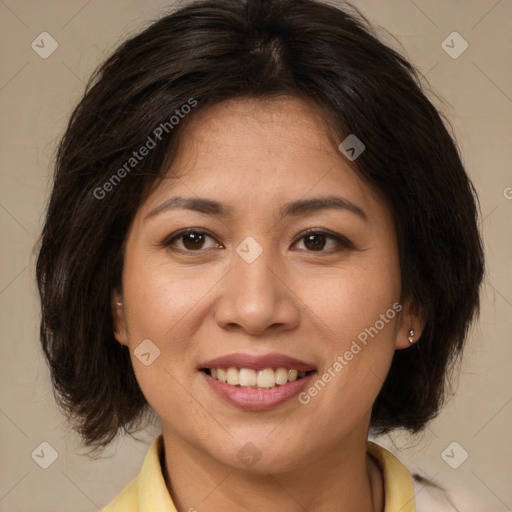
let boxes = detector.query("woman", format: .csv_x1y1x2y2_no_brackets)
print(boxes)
36,0,484,510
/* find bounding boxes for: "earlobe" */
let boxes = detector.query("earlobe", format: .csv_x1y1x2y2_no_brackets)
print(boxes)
395,302,426,350
111,290,129,346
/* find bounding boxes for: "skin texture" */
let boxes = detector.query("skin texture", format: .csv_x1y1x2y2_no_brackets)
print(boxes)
113,97,424,512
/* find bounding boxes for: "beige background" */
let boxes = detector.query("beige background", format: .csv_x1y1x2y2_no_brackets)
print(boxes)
0,1,511,511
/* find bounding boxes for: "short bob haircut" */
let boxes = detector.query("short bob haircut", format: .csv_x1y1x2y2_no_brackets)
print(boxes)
36,0,484,452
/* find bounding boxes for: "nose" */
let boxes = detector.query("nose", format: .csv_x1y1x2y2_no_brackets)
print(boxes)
214,244,301,336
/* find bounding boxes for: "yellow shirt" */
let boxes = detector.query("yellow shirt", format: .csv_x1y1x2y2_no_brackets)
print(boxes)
101,435,415,512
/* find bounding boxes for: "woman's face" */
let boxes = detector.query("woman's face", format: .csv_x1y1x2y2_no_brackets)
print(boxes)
113,97,413,473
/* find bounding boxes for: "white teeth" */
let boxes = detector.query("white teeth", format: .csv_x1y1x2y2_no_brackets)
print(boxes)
217,368,227,383
206,366,311,388
226,367,239,385
239,368,257,387
257,368,275,388
275,367,288,385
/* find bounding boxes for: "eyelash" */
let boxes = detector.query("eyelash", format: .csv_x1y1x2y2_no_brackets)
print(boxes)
162,228,354,254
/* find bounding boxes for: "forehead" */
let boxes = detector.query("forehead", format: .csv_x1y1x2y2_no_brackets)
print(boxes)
139,96,390,223
176,96,339,164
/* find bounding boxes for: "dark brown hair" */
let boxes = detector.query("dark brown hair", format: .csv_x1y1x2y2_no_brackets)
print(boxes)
36,0,484,453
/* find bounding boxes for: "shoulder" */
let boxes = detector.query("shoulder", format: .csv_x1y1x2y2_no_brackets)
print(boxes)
413,474,460,512
100,476,139,512
368,441,465,512
100,435,178,512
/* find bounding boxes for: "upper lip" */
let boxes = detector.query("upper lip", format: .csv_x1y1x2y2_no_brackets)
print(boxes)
199,352,316,372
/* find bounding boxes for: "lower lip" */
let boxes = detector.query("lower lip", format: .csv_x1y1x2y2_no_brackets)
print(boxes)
200,370,316,410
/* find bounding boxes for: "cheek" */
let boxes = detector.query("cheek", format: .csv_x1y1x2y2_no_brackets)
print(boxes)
120,254,211,428
122,249,211,344
120,251,205,390
302,255,401,345
296,257,400,417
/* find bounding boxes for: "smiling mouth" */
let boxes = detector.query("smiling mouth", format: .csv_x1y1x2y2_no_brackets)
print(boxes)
201,367,316,389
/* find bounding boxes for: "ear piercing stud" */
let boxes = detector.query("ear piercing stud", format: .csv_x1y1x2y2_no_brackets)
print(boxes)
408,329,416,344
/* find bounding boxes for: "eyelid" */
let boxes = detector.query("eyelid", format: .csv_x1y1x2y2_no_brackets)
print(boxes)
295,227,355,250
162,228,221,251
162,227,355,253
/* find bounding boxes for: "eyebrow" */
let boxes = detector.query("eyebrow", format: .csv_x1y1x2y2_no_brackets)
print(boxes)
145,195,367,221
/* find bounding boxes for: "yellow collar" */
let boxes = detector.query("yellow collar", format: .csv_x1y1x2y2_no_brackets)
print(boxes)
102,436,415,511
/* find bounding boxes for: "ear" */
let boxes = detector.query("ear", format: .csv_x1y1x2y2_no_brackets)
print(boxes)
395,300,426,350
111,288,129,347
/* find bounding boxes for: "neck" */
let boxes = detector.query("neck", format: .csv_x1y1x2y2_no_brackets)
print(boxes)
160,425,384,512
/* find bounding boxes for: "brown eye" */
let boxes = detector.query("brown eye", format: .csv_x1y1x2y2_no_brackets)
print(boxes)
294,229,354,253
182,231,206,250
164,229,221,252
303,233,328,251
